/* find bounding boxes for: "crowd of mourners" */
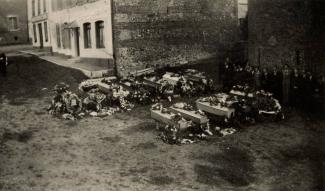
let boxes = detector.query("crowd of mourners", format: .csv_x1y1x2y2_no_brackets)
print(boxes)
221,57,325,112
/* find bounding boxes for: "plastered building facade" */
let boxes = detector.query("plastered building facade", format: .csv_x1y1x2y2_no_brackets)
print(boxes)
28,0,51,48
49,0,114,59
0,0,29,45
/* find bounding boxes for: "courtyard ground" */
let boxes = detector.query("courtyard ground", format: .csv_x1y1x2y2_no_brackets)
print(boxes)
0,55,324,191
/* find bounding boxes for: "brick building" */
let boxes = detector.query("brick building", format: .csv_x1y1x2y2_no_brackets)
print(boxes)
27,0,247,77
248,0,325,74
0,0,29,45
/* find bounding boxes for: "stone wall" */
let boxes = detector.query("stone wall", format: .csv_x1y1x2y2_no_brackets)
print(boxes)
112,0,240,76
0,0,29,45
248,0,325,74
306,0,325,74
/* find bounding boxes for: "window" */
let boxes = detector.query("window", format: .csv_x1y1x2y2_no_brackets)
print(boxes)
38,0,41,15
43,0,47,13
57,0,63,10
83,23,91,48
44,22,48,42
238,0,248,40
56,24,61,48
238,0,248,20
95,21,105,48
32,0,36,16
33,24,37,42
7,16,18,31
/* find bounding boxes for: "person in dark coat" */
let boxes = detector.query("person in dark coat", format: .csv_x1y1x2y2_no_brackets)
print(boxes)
222,57,234,91
254,68,261,90
270,67,282,101
282,64,291,105
244,65,254,86
261,68,270,92
0,53,8,77
290,68,300,107
306,72,317,112
299,70,309,110
318,74,325,111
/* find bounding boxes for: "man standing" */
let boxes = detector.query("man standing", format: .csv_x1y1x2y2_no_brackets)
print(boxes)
290,68,300,107
0,53,8,77
261,68,270,92
282,64,291,105
254,68,261,90
270,67,282,101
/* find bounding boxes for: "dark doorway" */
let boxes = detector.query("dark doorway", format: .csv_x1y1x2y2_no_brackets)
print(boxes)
38,23,43,49
75,27,80,57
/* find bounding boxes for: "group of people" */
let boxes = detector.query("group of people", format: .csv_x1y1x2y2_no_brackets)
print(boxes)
221,57,325,112
0,53,8,77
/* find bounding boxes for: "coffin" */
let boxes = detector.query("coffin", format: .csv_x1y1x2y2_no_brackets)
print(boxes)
184,74,206,82
162,73,180,85
97,82,112,94
143,77,161,89
150,109,191,130
196,100,235,118
169,107,208,124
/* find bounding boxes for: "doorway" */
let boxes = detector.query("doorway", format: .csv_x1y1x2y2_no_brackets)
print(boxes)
74,27,80,57
38,23,43,49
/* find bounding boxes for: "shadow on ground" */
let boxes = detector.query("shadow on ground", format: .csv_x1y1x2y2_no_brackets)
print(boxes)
0,55,87,103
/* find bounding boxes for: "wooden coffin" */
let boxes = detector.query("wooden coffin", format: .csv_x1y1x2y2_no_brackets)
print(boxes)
150,109,191,130
184,74,206,82
169,107,208,124
143,78,161,89
97,82,112,94
196,100,235,118
162,73,180,85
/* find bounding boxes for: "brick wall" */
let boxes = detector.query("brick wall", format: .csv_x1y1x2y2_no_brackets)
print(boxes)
248,0,325,74
0,0,29,45
112,0,240,76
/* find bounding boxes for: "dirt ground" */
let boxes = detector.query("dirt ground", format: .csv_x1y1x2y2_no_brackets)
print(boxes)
0,55,324,191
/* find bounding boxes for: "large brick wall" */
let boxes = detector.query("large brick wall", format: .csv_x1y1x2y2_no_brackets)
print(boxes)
112,0,240,76
0,0,29,45
248,0,325,74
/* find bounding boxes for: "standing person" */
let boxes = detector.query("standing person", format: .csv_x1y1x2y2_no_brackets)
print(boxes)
222,57,234,91
290,68,300,107
0,53,8,77
254,68,261,90
306,72,316,112
300,70,308,110
318,74,325,111
270,67,282,101
261,68,270,92
282,64,291,105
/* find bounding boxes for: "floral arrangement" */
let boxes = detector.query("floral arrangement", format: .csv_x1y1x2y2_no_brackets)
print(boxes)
231,84,254,96
253,91,281,114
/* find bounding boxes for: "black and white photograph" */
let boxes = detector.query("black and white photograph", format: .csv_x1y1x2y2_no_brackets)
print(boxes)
0,0,324,190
